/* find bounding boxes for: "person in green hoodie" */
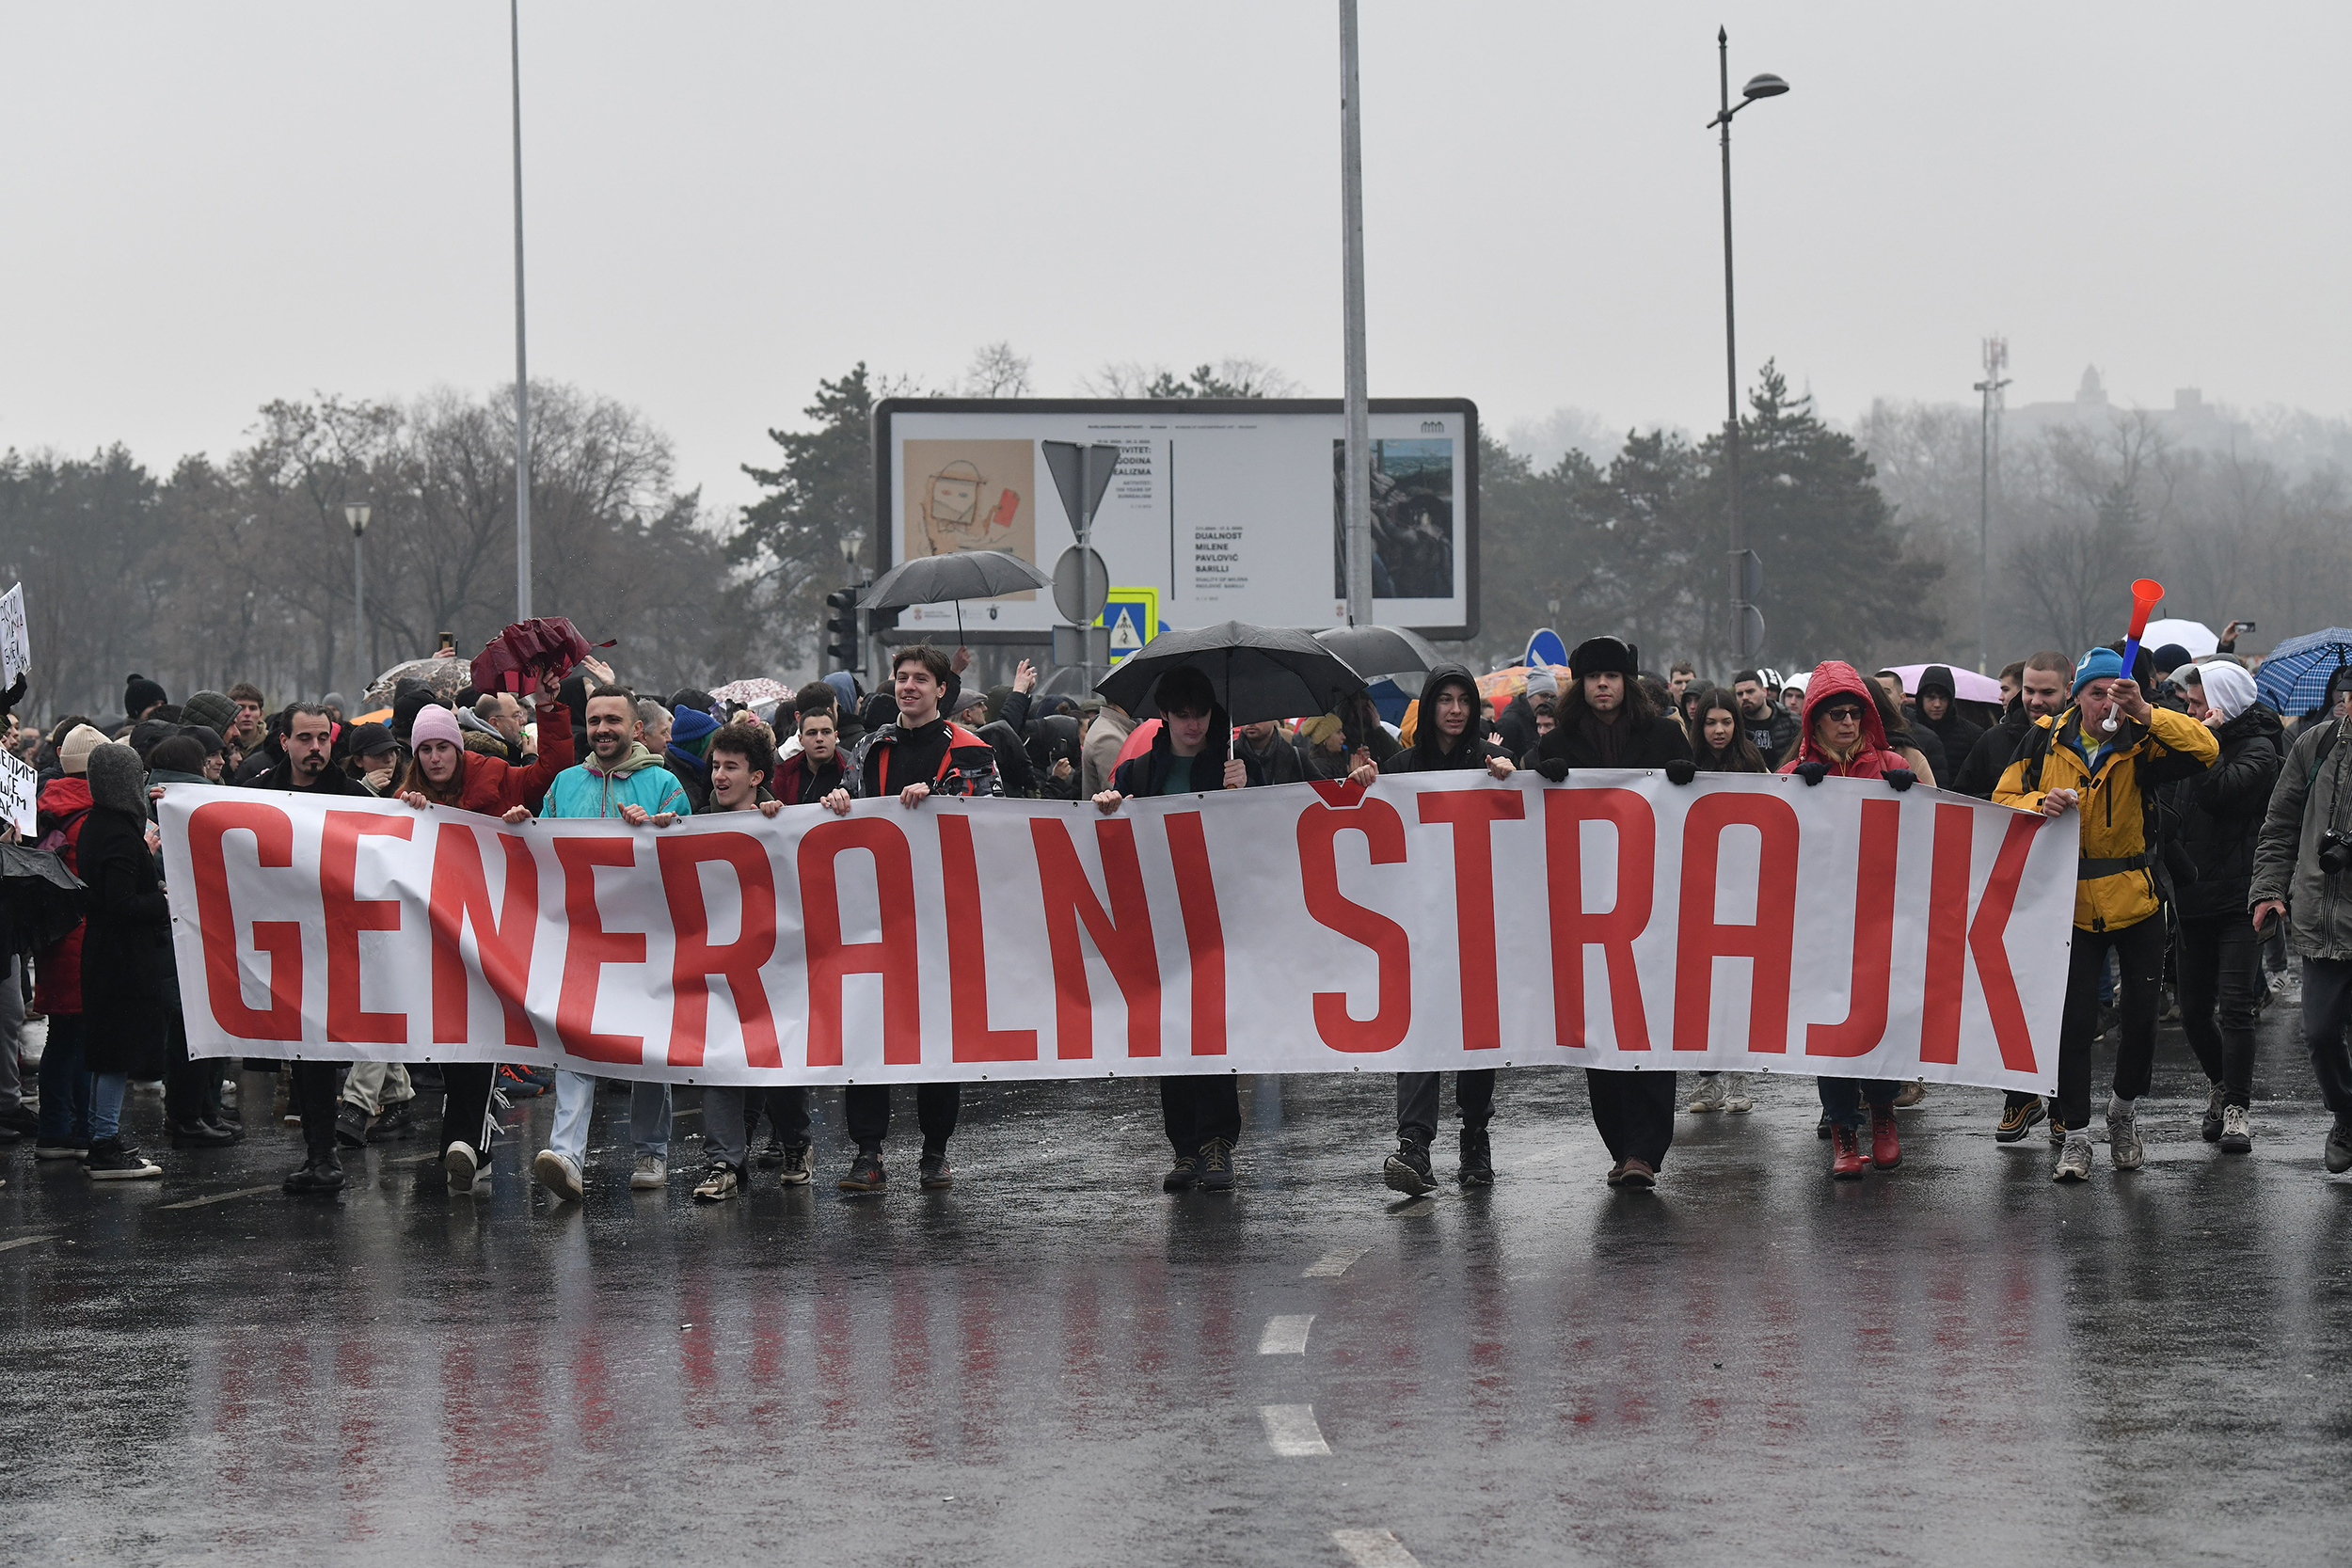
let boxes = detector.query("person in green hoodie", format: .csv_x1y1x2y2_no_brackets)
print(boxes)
532,681,692,1203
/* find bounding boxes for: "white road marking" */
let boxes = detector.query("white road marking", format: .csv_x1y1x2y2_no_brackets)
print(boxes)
0,1234,56,1253
1258,1313,1314,1355
1332,1528,1422,1567
158,1186,278,1211
1259,1403,1330,1457
1303,1247,1368,1278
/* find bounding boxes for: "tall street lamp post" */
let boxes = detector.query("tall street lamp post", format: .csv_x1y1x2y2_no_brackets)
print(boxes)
1973,338,2010,674
346,501,372,698
1708,28,1788,669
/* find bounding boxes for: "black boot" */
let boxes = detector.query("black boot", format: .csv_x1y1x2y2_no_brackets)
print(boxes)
1458,1127,1494,1187
1383,1136,1436,1196
282,1158,345,1196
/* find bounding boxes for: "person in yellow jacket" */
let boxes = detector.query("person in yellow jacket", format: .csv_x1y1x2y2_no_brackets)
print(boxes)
1995,645,2218,1181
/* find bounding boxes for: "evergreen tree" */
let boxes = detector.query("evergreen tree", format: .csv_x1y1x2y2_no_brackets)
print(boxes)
730,364,877,668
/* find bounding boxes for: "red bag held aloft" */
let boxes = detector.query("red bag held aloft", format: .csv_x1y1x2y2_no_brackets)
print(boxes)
470,617,598,695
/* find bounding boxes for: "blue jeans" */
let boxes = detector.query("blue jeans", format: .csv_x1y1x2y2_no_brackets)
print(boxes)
37,1014,89,1144
1818,1076,1897,1130
547,1069,670,1164
88,1071,129,1143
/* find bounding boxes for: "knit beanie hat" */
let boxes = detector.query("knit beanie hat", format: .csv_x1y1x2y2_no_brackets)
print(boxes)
2073,646,2124,695
58,723,106,776
2149,643,2192,675
1298,713,1344,747
123,673,167,716
409,705,464,752
86,742,147,819
2193,659,2258,722
182,690,238,734
668,705,720,761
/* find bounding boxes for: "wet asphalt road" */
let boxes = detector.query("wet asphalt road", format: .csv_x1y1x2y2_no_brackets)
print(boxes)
6,994,2352,1568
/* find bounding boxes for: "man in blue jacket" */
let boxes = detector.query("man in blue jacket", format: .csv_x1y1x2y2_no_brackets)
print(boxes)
532,681,692,1202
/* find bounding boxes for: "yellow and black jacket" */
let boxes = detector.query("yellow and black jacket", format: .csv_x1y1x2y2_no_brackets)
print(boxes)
1994,704,2218,931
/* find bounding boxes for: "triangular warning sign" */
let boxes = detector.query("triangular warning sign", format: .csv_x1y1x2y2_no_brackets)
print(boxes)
1109,607,1144,651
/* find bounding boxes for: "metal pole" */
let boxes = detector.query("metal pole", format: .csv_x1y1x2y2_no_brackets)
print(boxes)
1339,0,1373,627
510,0,532,620
353,531,366,698
1079,446,1096,695
1717,26,1745,668
1978,376,1991,674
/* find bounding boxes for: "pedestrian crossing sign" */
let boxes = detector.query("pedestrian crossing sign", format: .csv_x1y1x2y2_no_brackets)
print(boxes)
1095,588,1159,662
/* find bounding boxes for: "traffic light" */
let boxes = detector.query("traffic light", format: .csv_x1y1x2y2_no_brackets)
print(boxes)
824,587,863,673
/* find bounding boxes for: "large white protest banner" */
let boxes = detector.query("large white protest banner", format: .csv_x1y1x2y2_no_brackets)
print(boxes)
160,773,2074,1092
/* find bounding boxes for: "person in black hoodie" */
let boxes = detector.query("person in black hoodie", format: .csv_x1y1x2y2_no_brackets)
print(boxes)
1532,637,1691,1189
1095,663,1265,1194
77,743,170,1180
2166,659,2282,1152
1354,664,1516,1194
1912,664,1984,765
249,704,375,1194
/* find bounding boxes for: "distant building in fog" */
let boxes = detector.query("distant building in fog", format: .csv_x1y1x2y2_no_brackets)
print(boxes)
2004,364,2250,453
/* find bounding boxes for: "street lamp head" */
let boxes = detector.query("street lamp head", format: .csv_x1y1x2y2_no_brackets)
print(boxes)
1741,71,1790,100
345,501,372,537
839,530,864,566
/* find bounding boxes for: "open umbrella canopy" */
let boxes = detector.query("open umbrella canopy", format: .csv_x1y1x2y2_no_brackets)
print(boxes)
1881,663,2005,705
362,655,471,710
1312,625,1443,682
2254,627,2352,718
859,549,1052,610
1476,663,1570,718
2141,618,2219,661
0,843,85,960
710,677,792,709
1095,621,1367,726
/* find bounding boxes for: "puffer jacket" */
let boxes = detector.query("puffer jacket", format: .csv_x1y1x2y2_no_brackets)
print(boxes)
2251,717,2352,961
2162,703,2283,922
1996,697,2219,932
431,701,574,816
1777,661,1911,781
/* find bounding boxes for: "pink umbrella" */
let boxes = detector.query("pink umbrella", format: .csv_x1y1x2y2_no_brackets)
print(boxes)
1881,663,2004,704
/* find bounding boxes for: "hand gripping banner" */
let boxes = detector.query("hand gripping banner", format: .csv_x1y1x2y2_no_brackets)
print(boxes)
160,773,2073,1093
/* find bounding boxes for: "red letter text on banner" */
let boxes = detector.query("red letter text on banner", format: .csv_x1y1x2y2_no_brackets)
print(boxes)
659,832,781,1069
937,815,1039,1063
797,817,922,1069
1164,811,1228,1056
429,825,539,1048
1419,788,1525,1052
1804,797,1900,1058
554,838,645,1065
1673,792,1800,1053
1543,788,1655,1051
1297,800,1412,1053
321,811,412,1044
1030,817,1161,1060
186,800,303,1040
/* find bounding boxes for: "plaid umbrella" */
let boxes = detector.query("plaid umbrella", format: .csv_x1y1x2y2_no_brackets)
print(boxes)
2254,627,2352,718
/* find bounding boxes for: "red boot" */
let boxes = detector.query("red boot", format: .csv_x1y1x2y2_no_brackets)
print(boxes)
1831,1123,1866,1180
1869,1104,1902,1169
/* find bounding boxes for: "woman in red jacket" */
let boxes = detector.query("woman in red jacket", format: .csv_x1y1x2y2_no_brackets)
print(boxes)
1778,661,1922,1180
391,672,570,1189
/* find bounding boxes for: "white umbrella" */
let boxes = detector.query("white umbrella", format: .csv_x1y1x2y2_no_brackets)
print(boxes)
2141,618,2219,660
1881,663,2005,704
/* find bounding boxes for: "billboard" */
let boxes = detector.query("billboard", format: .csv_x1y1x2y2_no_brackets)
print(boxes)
875,399,1478,641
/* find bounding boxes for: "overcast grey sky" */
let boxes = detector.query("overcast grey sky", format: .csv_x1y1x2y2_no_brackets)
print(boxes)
4,2,2346,515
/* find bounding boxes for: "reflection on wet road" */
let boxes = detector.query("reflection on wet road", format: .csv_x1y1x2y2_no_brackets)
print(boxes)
6,1011,2351,1565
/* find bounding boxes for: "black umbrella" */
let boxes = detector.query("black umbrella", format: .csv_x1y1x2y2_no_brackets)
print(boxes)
860,549,1054,644
1095,621,1368,725
0,843,84,961
1313,625,1444,681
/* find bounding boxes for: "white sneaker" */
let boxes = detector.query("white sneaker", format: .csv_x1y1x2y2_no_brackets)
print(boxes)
444,1141,480,1192
532,1148,584,1202
2219,1104,2253,1153
1685,1075,1726,1113
2106,1100,2144,1170
1722,1073,1753,1114
2053,1133,2093,1182
630,1153,667,1191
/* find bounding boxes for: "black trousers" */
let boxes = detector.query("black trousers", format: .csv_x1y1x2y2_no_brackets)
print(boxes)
2056,912,2167,1131
1160,1074,1242,1154
1395,1070,1494,1144
439,1063,497,1159
291,1061,342,1165
163,1012,222,1128
2177,913,2262,1108
1818,1076,1898,1129
2299,958,2352,1117
750,1085,811,1146
845,1083,960,1153
1586,1069,1675,1169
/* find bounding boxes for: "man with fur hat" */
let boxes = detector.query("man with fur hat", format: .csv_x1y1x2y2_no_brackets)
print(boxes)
1997,646,2218,1180
1530,636,1691,1189
1354,662,1517,1194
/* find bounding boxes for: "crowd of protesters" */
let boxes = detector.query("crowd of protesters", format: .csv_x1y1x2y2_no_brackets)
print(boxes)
2,607,2347,1207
